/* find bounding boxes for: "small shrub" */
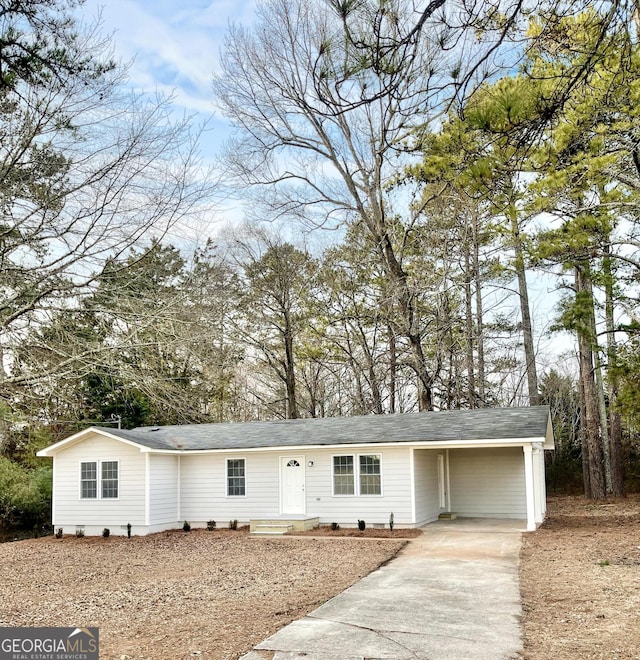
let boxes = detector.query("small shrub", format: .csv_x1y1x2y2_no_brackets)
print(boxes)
358,519,366,531
229,519,238,530
206,520,216,531
75,528,84,538
330,522,340,531
102,528,110,538
597,559,610,567
55,528,63,539
389,512,394,532
183,520,191,532
0,458,52,532
126,523,132,538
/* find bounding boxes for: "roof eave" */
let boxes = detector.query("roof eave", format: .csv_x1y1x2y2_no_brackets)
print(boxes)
36,427,150,456
141,435,547,454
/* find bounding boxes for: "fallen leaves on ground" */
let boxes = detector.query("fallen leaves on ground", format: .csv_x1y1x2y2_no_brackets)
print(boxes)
520,493,640,660
0,529,406,659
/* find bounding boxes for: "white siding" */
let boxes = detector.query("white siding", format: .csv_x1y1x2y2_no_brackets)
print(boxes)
449,447,526,519
149,454,180,525
180,452,279,524
306,447,413,526
180,446,414,527
413,449,441,526
52,433,146,533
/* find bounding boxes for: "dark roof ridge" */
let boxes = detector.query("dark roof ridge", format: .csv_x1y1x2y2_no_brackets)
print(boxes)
93,406,551,452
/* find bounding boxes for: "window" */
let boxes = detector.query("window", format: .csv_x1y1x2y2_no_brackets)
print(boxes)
227,459,246,496
101,461,119,499
333,454,382,496
80,460,118,499
80,462,97,499
359,454,381,495
333,455,354,495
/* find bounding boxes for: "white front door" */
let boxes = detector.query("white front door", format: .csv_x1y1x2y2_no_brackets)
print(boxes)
281,456,306,515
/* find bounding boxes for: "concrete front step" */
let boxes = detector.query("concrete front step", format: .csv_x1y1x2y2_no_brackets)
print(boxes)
250,523,294,536
249,516,319,534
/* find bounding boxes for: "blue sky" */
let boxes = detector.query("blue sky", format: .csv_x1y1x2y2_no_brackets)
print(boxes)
77,1,261,231
74,1,573,366
80,0,257,139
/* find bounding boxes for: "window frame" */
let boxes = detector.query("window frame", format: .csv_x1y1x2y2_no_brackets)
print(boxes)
332,453,383,497
80,461,98,500
79,459,120,500
226,457,247,497
358,453,382,496
101,460,119,499
332,454,355,496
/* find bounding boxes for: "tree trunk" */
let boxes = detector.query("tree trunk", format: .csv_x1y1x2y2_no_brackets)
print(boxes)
472,211,486,406
283,310,299,419
464,249,476,408
508,202,539,406
576,265,606,499
589,308,612,493
577,364,591,497
377,230,434,410
603,243,625,496
388,326,397,414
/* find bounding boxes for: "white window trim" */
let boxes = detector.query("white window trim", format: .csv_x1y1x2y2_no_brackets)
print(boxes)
225,457,247,498
332,453,383,497
79,460,97,500
78,459,120,501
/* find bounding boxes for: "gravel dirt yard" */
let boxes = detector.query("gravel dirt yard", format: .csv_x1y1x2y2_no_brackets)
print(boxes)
0,529,405,659
5,497,638,660
520,493,640,659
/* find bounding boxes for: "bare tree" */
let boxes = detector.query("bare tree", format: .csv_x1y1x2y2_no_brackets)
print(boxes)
212,0,522,410
231,227,316,419
0,1,215,403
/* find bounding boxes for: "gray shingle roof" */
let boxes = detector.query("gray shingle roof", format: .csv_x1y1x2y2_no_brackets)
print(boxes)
97,406,551,452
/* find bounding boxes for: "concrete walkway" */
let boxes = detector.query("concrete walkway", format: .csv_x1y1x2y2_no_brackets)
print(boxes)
241,519,525,660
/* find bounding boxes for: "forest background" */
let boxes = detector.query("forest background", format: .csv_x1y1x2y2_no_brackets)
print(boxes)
2,0,640,536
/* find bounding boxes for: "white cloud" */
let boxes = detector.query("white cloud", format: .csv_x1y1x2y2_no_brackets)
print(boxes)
81,0,256,113
76,0,259,173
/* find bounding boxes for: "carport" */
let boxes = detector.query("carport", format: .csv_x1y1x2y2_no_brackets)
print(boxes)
412,436,550,531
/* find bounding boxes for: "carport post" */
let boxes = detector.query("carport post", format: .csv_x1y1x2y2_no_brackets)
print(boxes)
523,445,536,531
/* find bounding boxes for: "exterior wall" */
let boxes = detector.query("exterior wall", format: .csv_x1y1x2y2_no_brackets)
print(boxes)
149,454,180,526
180,446,414,527
413,449,441,526
305,447,412,527
49,434,544,534
52,433,146,535
448,447,526,519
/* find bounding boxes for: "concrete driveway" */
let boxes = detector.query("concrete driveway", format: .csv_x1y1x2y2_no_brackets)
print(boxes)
241,519,525,660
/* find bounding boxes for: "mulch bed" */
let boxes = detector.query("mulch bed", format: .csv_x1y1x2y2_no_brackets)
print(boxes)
290,525,422,538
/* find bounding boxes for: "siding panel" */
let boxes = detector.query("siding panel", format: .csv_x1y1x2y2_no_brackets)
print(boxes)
413,450,441,526
149,454,180,525
53,434,146,531
180,446,414,527
180,453,279,523
306,447,413,526
449,447,526,518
